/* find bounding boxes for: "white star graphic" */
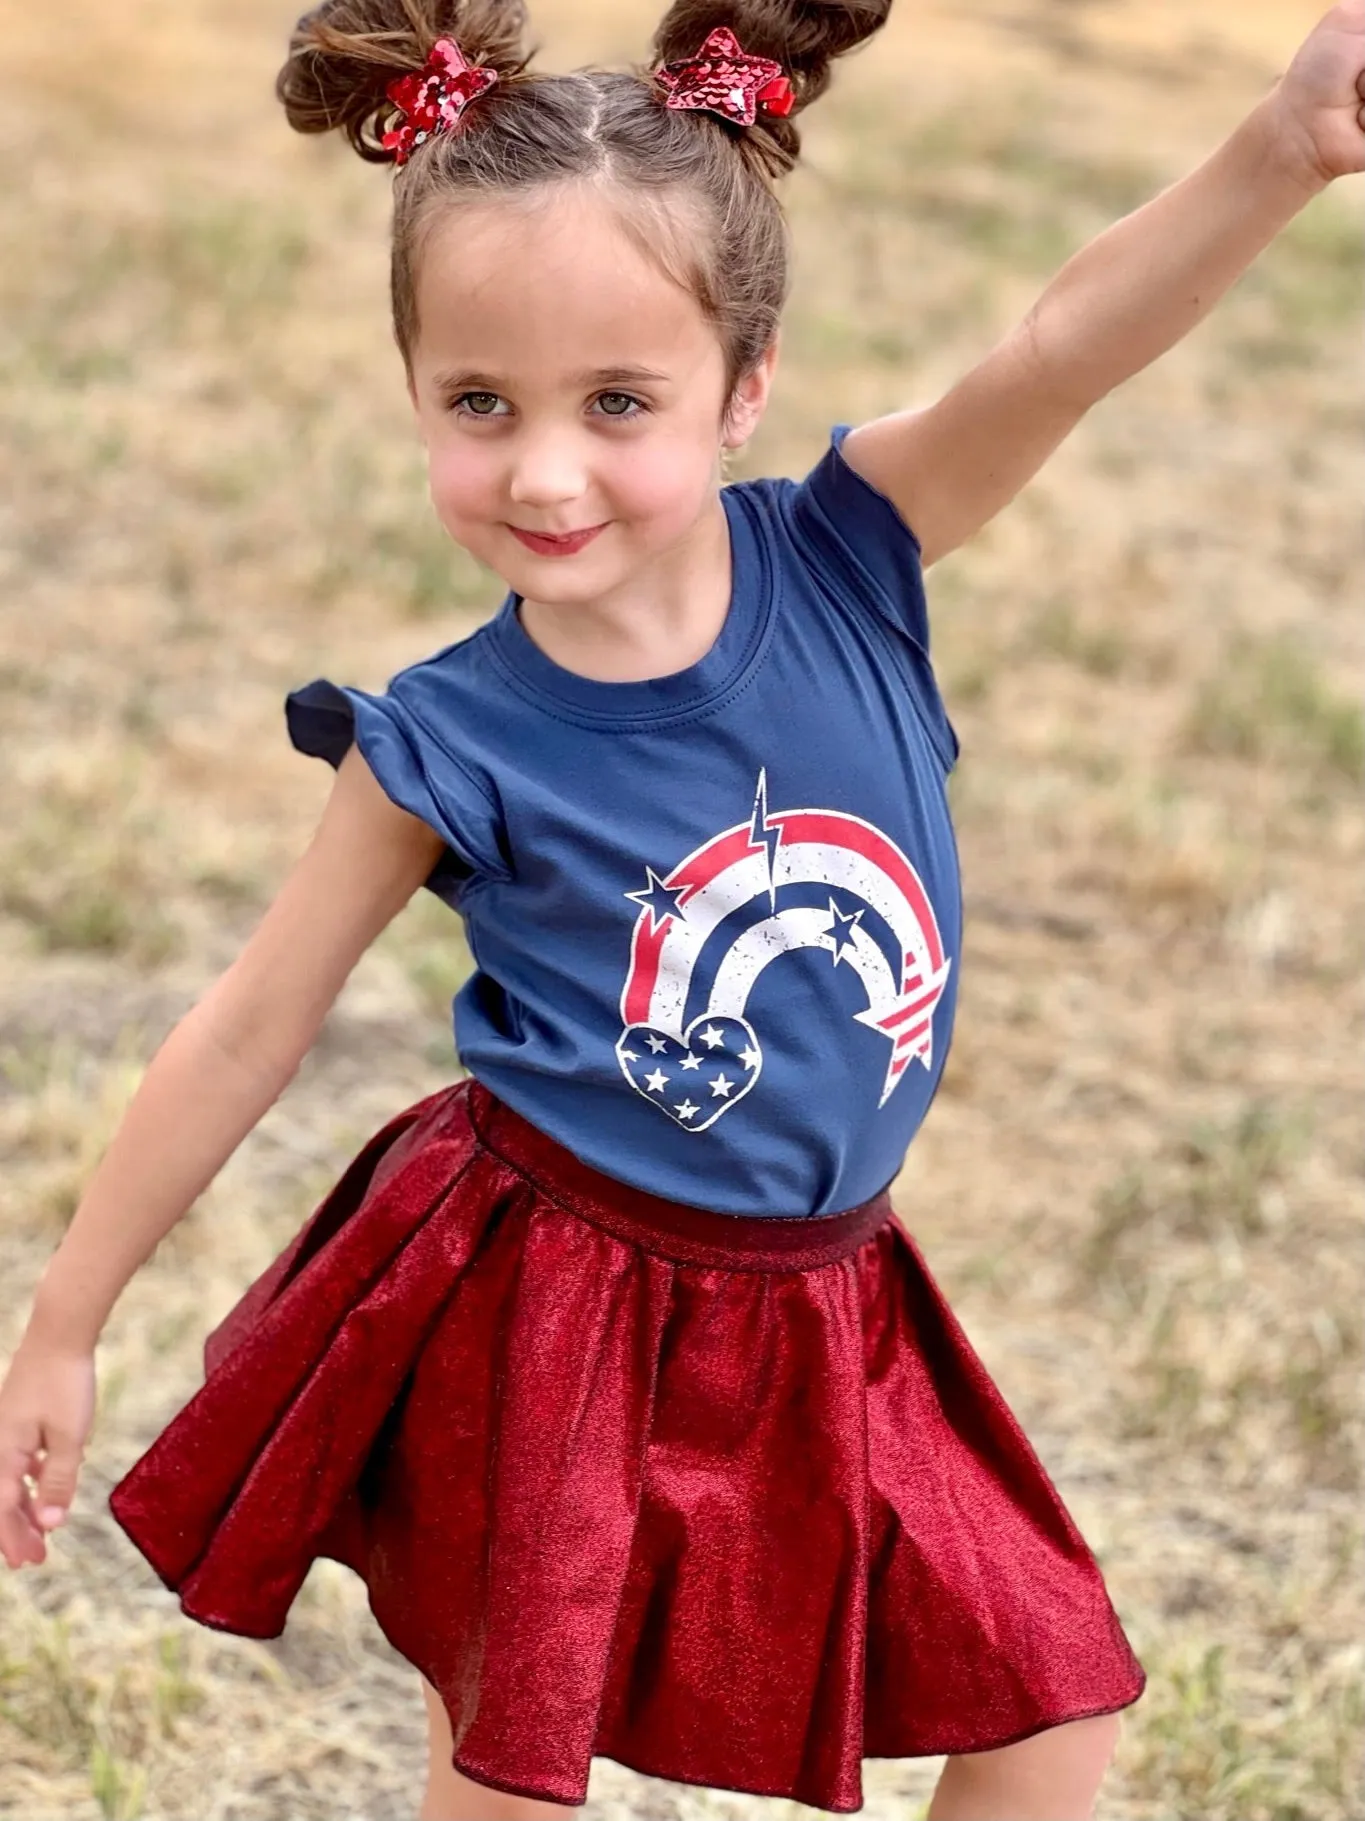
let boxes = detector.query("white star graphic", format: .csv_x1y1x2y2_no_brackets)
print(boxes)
674,1099,700,1121
738,1046,761,1072
644,1068,669,1094
823,899,866,967
680,1052,703,1071
709,1073,734,1099
699,1024,726,1050
620,1048,639,1063
645,1033,669,1054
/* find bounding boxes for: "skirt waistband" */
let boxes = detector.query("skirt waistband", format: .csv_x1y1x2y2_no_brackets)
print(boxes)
465,1080,895,1273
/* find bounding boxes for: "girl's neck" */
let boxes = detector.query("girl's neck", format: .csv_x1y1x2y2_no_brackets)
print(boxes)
514,492,733,685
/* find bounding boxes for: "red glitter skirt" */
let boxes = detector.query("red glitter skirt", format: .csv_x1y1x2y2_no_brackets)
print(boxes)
109,1078,1145,1813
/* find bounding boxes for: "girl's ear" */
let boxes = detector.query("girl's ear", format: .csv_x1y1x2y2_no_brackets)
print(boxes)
722,335,781,450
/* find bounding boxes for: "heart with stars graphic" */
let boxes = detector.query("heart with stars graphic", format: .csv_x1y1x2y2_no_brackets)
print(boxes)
616,1015,762,1131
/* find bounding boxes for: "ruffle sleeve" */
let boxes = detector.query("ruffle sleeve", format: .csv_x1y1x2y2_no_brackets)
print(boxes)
284,676,509,910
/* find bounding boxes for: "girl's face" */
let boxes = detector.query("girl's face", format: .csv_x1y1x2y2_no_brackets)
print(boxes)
406,183,776,606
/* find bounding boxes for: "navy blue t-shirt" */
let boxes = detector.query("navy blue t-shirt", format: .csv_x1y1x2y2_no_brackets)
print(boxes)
287,426,961,1216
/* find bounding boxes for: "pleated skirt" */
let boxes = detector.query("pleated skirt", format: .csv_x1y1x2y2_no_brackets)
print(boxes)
109,1077,1145,1813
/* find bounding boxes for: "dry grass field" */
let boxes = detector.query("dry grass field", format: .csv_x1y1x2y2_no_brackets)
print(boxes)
1,0,1362,1816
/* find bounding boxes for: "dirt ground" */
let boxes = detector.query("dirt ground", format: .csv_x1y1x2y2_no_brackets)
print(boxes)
1,0,1361,1816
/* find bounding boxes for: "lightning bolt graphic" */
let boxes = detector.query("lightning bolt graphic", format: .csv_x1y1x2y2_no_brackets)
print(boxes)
748,769,782,913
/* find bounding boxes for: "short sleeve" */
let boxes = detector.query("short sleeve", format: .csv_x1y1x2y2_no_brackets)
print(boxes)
789,424,959,772
284,675,509,908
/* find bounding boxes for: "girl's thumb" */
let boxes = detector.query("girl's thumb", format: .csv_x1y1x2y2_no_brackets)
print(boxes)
36,1450,80,1526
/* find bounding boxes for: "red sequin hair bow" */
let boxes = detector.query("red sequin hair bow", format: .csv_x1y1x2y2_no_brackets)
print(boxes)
653,26,795,129
382,37,499,164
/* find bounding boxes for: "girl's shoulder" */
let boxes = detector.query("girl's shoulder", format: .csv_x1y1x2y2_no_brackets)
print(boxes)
730,426,957,774
730,424,932,656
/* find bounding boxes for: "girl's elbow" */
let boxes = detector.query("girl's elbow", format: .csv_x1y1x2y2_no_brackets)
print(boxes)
192,963,332,1096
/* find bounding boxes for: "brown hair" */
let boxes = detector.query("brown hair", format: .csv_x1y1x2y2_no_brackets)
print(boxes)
278,1,891,395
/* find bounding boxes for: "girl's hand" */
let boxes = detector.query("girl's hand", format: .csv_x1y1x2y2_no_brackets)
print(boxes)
0,1331,97,1569
1269,0,1365,189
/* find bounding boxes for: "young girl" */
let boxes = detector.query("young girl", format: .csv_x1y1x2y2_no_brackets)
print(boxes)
2,2,1361,1816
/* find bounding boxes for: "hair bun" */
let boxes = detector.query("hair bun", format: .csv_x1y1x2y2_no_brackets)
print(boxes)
651,0,891,175
278,0,532,163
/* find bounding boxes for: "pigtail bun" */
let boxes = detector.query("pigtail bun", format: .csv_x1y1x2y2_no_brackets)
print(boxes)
649,0,891,178
277,0,533,163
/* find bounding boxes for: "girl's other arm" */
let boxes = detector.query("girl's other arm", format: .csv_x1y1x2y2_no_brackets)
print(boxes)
843,6,1365,568
25,746,447,1353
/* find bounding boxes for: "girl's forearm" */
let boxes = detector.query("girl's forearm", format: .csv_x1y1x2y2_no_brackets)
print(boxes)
27,1005,302,1352
1024,94,1325,407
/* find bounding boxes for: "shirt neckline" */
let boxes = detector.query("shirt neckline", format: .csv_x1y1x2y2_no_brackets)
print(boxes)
482,484,774,729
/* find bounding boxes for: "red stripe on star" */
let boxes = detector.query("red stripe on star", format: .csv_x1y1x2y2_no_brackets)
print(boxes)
873,982,945,1034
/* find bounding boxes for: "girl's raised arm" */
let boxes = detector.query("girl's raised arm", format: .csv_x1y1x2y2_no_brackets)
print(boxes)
0,749,446,1564
842,6,1365,569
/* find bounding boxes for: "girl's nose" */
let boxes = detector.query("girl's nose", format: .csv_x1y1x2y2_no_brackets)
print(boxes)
507,431,587,510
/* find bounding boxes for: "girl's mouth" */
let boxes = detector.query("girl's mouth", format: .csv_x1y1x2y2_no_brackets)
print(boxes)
509,523,608,558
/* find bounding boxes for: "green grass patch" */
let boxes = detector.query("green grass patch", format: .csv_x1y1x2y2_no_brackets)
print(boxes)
1027,592,1132,677
0,774,181,965
1128,1631,1365,1820
1184,635,1363,783
1252,190,1365,336
1078,1098,1309,1297
828,100,1164,276
7,194,314,390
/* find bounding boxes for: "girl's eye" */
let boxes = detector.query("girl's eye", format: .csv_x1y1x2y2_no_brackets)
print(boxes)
454,392,507,417
595,392,643,419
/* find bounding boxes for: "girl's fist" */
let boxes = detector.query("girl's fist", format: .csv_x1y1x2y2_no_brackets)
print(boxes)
1271,0,1365,187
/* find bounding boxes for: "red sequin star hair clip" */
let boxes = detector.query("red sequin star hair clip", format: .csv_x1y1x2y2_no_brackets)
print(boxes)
382,37,499,164
653,26,795,130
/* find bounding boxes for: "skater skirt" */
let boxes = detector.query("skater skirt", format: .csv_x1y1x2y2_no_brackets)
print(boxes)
109,1077,1145,1814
